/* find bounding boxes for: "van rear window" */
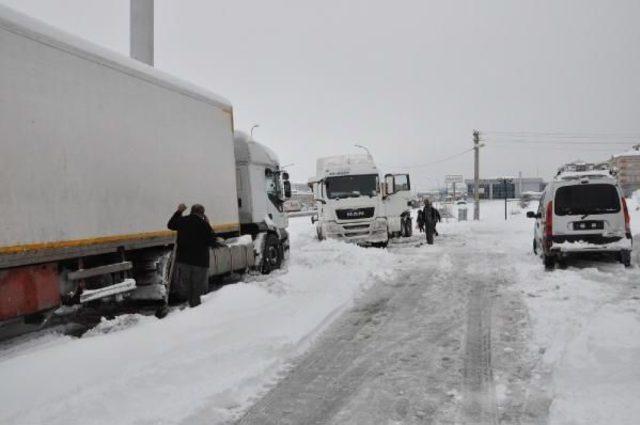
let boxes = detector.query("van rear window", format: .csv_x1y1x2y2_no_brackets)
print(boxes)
554,184,620,216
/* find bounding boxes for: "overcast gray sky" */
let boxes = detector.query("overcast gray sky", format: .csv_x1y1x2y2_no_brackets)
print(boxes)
2,0,639,189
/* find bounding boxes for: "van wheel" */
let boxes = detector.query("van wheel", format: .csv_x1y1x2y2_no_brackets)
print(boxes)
543,255,555,270
262,233,282,274
620,250,631,268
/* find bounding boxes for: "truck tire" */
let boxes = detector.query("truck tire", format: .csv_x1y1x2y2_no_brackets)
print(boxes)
620,250,631,268
262,233,283,274
533,239,538,255
543,255,555,270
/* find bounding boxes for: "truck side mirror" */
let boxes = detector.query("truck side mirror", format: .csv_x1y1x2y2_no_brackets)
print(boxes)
526,211,540,218
384,174,395,196
283,181,292,198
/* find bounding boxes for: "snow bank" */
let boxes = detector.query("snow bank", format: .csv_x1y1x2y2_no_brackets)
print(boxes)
549,301,640,425
0,217,400,425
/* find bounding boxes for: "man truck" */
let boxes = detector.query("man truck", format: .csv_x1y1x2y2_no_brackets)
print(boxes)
308,154,412,246
0,5,290,326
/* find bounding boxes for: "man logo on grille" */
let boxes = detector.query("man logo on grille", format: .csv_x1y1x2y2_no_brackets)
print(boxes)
346,210,366,218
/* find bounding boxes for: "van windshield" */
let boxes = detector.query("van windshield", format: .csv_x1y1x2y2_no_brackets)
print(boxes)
554,184,620,216
325,174,379,199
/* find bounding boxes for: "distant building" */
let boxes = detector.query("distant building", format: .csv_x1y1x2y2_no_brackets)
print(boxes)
610,145,640,197
465,177,546,200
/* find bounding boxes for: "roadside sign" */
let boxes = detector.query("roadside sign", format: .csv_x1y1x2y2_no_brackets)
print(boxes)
445,175,464,184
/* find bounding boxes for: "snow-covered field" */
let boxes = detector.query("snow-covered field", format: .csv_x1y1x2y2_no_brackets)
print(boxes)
1,200,640,424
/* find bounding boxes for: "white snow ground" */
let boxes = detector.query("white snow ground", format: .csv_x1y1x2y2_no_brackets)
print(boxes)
1,200,640,424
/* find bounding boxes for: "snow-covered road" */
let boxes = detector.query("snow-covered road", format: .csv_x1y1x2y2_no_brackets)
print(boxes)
2,201,640,425
237,218,545,424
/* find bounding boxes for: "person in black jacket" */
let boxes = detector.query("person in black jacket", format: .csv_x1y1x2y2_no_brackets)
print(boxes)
422,200,441,245
416,209,425,233
167,203,221,307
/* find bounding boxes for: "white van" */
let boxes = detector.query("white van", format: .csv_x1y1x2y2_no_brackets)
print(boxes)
527,165,632,269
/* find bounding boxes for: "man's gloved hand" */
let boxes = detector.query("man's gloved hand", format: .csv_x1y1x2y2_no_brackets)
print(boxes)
177,203,187,213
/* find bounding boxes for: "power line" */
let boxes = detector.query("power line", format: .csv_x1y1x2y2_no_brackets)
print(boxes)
482,131,640,139
383,147,475,169
483,138,633,146
487,143,622,152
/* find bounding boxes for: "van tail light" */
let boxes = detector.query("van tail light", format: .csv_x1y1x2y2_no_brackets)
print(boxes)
622,197,631,238
544,201,553,250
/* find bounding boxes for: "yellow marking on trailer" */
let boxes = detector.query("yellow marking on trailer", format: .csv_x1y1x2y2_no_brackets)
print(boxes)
0,222,241,255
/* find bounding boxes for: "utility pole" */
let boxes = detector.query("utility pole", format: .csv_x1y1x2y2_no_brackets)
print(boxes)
130,0,154,66
473,130,480,220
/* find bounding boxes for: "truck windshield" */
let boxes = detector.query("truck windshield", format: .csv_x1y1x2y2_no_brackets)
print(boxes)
554,184,620,216
325,174,379,199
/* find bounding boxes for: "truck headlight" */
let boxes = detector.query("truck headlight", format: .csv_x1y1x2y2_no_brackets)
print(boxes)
371,218,387,231
324,221,342,234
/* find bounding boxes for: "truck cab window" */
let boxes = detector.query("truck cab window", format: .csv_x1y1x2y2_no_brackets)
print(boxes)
325,174,379,199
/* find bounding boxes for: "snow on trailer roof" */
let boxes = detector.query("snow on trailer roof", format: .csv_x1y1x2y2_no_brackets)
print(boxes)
0,4,232,112
234,131,280,168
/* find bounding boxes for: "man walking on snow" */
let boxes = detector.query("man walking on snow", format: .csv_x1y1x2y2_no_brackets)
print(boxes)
167,203,221,307
422,199,441,245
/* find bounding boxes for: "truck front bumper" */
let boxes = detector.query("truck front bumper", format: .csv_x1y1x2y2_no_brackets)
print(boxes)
323,219,388,244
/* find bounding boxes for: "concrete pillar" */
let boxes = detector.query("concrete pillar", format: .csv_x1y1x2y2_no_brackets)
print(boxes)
130,0,154,66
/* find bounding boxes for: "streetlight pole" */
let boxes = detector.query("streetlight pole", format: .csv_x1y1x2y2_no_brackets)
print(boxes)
354,144,373,158
250,124,259,139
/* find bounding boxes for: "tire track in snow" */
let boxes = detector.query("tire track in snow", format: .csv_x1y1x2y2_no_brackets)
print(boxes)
234,246,467,425
462,276,499,425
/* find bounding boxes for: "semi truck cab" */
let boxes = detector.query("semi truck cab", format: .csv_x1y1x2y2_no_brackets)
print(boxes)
309,155,389,247
234,131,290,271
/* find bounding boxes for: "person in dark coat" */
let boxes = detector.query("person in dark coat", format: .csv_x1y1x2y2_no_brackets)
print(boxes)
416,209,425,233
422,199,441,244
167,203,221,307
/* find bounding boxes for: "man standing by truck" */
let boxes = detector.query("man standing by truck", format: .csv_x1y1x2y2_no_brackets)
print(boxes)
167,203,220,307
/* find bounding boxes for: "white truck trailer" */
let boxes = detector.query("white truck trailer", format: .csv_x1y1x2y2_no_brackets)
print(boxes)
308,154,411,246
0,5,290,324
